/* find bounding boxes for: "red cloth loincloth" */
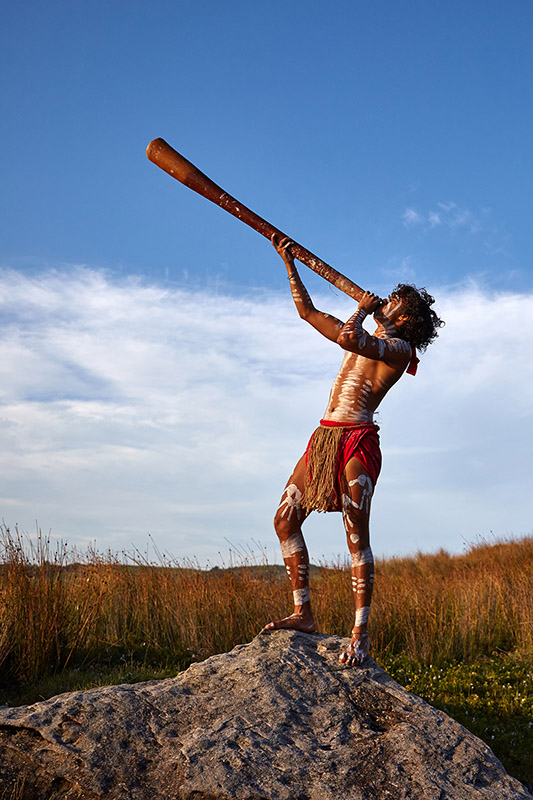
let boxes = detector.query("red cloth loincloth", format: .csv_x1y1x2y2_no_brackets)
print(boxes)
304,420,382,511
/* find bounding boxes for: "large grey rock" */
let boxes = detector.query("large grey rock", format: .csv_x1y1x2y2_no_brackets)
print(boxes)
0,630,528,799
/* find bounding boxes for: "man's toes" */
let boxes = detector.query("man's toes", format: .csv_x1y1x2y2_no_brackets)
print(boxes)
339,648,354,665
339,647,368,667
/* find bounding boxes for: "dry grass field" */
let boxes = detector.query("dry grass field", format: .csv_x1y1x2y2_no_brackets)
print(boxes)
1,525,531,684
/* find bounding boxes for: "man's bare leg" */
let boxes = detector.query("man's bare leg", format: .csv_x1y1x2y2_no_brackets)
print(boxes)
264,455,317,632
338,457,374,666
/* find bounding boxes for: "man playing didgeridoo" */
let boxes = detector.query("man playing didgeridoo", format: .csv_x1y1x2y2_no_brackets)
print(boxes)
265,235,443,667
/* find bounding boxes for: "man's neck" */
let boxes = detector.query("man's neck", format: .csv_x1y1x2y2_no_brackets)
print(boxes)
373,320,397,339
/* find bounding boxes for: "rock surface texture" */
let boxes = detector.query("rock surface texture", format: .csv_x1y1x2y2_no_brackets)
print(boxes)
0,630,529,799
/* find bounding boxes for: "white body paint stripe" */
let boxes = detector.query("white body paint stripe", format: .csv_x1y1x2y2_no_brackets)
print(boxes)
352,547,374,567
281,531,306,559
293,587,310,605
354,606,370,627
277,483,303,521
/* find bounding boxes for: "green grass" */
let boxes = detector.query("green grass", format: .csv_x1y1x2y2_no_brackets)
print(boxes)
0,661,180,708
380,651,533,790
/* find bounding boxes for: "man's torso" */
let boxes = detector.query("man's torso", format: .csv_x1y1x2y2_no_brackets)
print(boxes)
322,348,409,424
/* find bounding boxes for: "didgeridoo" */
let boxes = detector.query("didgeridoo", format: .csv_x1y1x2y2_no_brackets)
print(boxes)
146,138,364,301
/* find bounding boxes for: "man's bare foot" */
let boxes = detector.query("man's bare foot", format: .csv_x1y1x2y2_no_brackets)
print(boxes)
263,612,317,633
339,631,370,667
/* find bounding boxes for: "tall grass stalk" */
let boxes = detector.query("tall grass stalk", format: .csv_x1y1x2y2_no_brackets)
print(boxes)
0,524,531,688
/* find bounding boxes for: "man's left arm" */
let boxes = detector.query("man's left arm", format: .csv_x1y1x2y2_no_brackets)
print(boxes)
272,235,346,342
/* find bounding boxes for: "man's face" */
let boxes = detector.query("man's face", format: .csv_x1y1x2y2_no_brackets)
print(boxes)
373,293,405,326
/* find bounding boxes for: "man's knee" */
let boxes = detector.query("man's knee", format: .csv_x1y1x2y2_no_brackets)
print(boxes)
352,545,374,568
273,524,306,560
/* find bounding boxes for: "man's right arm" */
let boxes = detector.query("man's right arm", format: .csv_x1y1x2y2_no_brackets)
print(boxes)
273,235,345,342
336,293,412,366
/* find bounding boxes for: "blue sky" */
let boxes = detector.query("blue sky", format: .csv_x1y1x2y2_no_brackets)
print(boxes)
1,1,532,565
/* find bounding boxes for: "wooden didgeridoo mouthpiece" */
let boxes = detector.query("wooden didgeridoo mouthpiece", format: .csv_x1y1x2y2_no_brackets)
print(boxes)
146,138,364,301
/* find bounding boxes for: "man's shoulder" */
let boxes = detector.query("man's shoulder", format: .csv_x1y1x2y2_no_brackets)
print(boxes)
383,337,412,355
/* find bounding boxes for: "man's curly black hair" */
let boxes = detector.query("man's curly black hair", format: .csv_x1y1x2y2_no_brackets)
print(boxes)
392,283,444,352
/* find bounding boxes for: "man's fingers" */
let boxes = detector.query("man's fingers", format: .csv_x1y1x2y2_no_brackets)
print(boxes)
271,234,294,254
360,290,382,312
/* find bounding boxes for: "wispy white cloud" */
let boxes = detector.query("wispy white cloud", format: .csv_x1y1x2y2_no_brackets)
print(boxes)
401,208,422,227
1,267,532,563
402,201,484,234
380,256,417,283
